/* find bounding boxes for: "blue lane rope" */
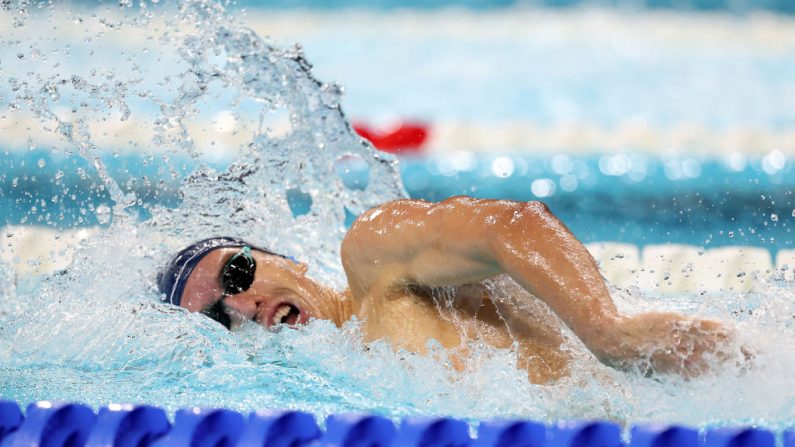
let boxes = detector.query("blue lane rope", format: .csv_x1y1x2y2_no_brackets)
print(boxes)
0,399,792,446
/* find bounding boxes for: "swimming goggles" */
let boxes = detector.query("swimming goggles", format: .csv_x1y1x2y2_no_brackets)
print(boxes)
201,246,256,329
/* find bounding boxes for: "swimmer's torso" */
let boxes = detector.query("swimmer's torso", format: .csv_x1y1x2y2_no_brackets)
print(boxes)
352,278,572,383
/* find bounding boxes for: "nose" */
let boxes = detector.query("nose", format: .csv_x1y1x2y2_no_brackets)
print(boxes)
222,293,263,321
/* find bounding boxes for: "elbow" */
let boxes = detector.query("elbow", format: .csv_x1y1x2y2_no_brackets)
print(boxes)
500,200,554,228
524,200,551,216
486,200,563,253
519,201,557,228
482,200,546,248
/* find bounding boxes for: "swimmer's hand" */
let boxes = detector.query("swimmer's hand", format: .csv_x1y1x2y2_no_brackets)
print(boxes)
597,312,736,379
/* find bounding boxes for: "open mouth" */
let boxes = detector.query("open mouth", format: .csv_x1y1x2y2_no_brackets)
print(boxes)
269,302,302,328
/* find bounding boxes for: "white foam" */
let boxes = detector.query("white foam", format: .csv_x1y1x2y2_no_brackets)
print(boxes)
775,249,795,281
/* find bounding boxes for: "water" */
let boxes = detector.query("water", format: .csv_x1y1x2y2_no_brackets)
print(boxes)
2,150,793,249
0,0,793,434
257,9,795,132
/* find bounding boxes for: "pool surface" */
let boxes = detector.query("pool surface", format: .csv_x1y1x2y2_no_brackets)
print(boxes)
0,0,793,436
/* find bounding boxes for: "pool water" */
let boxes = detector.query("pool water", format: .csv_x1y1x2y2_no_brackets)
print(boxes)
0,0,793,434
1,149,792,249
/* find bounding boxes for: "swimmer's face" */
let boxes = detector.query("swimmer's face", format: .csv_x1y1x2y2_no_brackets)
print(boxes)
179,248,329,330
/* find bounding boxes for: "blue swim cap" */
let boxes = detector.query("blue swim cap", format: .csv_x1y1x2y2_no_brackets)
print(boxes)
157,237,280,307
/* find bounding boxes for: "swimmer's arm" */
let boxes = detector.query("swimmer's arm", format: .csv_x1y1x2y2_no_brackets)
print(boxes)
342,196,622,360
343,196,735,377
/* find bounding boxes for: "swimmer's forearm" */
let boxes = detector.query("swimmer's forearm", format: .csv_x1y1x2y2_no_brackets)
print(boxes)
436,198,732,377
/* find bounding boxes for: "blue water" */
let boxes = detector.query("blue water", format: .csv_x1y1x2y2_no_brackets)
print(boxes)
2,149,792,250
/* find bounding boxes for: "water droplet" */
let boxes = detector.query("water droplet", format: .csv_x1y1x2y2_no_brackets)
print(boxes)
95,204,111,224
728,231,734,238
771,213,779,222
37,159,45,168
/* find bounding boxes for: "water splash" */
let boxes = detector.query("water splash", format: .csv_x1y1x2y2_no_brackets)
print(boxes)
2,0,404,279
0,0,793,433
1,274,793,428
0,0,404,405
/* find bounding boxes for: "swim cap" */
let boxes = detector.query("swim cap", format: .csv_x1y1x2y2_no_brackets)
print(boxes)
157,237,280,307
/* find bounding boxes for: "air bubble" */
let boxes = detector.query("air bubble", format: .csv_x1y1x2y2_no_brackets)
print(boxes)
95,204,111,225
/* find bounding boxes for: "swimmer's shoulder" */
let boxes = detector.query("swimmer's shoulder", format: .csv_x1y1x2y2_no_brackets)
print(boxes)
340,198,445,287
352,195,520,217
341,199,427,259
347,196,549,234
348,198,428,228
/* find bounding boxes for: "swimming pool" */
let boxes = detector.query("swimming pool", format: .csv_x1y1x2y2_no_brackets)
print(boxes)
0,0,793,442
2,149,792,246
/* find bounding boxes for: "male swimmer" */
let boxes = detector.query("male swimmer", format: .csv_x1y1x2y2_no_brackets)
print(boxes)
158,197,733,384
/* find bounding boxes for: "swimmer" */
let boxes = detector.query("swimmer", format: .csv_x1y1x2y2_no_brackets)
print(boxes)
158,196,735,383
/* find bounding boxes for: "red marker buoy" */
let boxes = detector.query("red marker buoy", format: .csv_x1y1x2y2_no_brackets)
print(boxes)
353,121,429,154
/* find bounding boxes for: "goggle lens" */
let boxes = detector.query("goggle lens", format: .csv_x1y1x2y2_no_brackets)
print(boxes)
202,247,256,329
221,247,256,296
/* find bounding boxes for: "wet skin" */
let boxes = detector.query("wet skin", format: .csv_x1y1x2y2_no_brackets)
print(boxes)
180,196,734,384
